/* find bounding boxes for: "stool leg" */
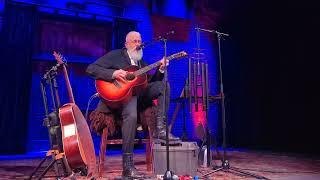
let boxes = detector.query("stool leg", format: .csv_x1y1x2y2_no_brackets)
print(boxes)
146,126,154,171
98,127,108,177
146,137,151,171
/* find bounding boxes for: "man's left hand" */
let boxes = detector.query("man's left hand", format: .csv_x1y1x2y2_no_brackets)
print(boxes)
159,57,169,71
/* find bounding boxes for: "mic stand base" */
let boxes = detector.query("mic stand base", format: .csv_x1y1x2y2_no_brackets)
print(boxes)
203,159,270,180
163,170,175,180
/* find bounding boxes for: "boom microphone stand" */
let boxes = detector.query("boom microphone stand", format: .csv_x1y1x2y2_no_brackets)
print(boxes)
196,27,269,179
142,31,179,179
159,35,175,180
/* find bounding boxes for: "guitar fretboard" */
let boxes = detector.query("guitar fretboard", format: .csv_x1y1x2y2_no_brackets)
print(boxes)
133,53,180,76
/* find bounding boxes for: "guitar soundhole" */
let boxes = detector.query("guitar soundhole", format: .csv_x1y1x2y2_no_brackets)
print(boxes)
126,73,135,81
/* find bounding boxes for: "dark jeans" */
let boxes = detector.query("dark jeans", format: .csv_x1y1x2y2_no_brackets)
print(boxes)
121,81,170,153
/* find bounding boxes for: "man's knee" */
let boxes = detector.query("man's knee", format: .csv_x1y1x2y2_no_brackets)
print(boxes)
154,81,170,92
123,112,137,125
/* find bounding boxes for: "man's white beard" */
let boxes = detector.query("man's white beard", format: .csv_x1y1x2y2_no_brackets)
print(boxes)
128,48,143,62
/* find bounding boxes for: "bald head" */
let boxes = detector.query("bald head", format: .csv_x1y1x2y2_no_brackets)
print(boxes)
126,31,141,42
125,31,142,50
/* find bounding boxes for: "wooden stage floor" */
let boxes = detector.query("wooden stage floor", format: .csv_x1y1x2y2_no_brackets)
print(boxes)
0,149,319,179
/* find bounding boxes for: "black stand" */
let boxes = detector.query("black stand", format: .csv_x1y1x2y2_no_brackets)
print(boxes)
160,37,175,180
28,150,65,180
143,31,180,179
29,64,70,179
181,79,188,141
203,63,212,168
195,27,269,179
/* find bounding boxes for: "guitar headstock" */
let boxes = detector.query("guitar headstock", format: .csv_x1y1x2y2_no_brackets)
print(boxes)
53,51,66,65
169,51,188,60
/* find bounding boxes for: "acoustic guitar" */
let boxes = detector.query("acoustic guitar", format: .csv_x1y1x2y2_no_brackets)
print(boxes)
53,52,96,177
95,51,188,107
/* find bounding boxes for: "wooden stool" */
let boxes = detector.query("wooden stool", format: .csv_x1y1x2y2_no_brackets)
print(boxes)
89,106,156,177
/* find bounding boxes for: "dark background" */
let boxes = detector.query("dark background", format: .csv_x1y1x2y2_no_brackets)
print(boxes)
219,0,320,154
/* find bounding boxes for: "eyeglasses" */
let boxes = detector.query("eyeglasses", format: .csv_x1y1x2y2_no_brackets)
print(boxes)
130,39,142,43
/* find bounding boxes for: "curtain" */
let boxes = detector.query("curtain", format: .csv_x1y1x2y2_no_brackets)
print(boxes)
113,18,137,49
0,3,38,154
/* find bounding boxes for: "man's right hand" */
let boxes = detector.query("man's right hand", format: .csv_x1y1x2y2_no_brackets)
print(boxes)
112,69,128,81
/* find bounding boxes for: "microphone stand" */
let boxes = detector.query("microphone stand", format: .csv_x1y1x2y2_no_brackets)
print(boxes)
160,37,175,180
196,27,269,179
142,31,177,179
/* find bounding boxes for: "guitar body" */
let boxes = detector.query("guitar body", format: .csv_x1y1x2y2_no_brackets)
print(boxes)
95,51,187,107
59,103,96,171
53,51,96,177
96,65,148,107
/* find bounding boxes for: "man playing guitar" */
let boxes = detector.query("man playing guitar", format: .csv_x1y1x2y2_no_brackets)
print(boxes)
86,31,180,179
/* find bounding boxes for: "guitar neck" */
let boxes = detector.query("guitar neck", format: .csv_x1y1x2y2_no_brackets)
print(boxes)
62,65,75,103
52,51,75,104
133,55,175,76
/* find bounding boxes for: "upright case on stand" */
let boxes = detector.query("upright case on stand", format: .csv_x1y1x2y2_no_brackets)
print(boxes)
152,141,199,176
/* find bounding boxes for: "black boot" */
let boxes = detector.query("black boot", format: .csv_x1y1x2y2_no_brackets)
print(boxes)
122,153,144,179
153,115,180,141
153,82,180,141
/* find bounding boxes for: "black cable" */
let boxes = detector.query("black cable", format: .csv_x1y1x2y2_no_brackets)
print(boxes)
85,93,99,121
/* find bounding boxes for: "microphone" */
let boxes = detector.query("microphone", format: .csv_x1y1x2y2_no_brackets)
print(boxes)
136,42,145,50
195,27,229,36
165,30,175,36
156,30,175,40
